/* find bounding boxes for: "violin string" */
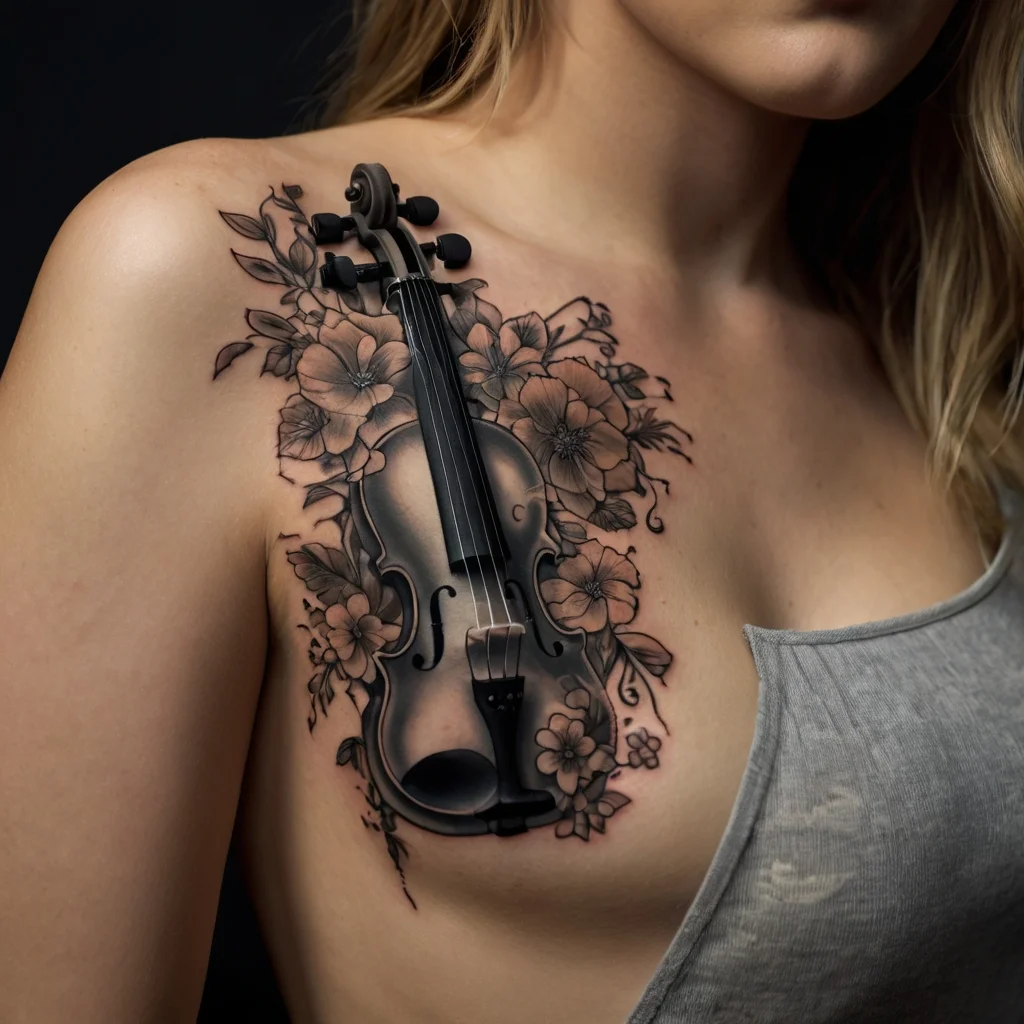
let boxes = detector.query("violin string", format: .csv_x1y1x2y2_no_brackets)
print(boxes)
414,277,518,681
406,281,505,636
411,278,513,635
409,278,507,686
398,284,484,633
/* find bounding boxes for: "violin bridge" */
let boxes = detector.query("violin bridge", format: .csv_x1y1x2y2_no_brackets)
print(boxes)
466,623,526,682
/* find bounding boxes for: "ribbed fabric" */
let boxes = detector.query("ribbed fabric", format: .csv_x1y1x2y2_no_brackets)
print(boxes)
628,490,1024,1023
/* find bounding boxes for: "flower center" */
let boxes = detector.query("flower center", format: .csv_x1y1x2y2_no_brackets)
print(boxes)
552,423,589,461
351,624,363,640
582,579,604,601
351,370,377,390
562,748,577,763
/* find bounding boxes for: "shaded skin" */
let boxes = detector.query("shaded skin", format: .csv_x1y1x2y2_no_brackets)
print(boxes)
0,1,985,1021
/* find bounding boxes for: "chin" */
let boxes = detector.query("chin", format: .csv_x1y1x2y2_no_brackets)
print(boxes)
618,0,959,122
734,20,945,120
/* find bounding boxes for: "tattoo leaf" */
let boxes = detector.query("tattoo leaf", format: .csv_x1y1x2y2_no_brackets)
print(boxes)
232,250,289,285
617,631,672,677
220,211,267,241
303,483,343,508
592,624,619,677
287,543,360,606
589,497,637,532
288,235,316,279
284,184,303,200
550,509,588,544
247,308,297,342
627,407,690,455
263,342,299,378
213,341,254,379
336,736,361,768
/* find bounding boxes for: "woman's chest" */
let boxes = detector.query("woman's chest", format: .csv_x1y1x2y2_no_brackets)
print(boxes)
237,203,997,1017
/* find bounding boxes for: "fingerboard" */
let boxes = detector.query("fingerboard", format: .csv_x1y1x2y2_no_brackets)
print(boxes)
390,276,510,575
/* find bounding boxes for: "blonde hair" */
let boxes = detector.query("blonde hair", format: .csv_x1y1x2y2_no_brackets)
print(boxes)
318,0,1024,544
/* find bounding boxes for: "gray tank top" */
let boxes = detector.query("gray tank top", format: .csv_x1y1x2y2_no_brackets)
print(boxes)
627,487,1024,1023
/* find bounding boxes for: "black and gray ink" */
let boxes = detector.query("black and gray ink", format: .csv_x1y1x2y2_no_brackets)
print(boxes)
215,183,693,894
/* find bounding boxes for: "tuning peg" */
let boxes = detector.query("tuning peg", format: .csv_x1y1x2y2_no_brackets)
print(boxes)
421,232,471,269
320,252,358,290
311,213,356,245
320,252,389,290
397,196,440,226
436,233,472,269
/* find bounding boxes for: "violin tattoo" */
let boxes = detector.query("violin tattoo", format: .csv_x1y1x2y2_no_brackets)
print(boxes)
214,167,693,900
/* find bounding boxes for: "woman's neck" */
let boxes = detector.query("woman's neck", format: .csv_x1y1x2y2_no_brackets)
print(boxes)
414,0,810,283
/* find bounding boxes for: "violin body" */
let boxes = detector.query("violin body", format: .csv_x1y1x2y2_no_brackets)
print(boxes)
312,162,614,838
355,417,613,836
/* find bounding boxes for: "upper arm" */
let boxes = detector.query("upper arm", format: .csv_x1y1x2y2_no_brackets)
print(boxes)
0,143,272,1022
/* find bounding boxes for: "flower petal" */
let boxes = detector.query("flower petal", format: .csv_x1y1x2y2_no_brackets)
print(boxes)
604,460,637,492
368,341,412,382
466,322,498,355
561,600,609,634
536,749,561,774
548,358,628,429
356,334,377,373
518,376,569,434
558,488,597,518
556,764,581,795
549,591,595,623
482,375,507,401
547,712,577,737
325,604,354,629
347,310,404,345
496,398,528,429
547,455,591,495
564,398,593,431
535,729,563,752
539,578,580,604
347,591,370,620
497,321,522,358
344,644,369,681
320,413,361,454
366,382,395,408
460,351,492,372
565,718,586,744
576,735,596,757
585,420,629,469
376,621,402,643
511,418,557,466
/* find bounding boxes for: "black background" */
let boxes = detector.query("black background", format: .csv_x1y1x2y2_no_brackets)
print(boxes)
6,2,356,1019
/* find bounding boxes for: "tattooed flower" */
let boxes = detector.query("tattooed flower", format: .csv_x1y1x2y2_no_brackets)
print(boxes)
535,712,599,795
278,393,361,460
325,590,402,682
556,787,630,840
540,539,639,633
297,310,411,417
459,313,547,407
497,359,629,518
626,727,661,769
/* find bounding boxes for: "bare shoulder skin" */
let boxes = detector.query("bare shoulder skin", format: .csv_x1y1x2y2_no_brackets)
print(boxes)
1,0,990,1021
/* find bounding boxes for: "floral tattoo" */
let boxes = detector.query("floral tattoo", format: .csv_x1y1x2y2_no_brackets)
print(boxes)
215,184,693,900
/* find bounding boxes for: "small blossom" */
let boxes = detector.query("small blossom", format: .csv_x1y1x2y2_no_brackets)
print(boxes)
540,539,639,634
297,311,410,417
325,591,402,682
459,314,547,407
626,727,661,769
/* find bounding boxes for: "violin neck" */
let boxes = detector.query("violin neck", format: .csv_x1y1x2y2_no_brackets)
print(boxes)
391,276,510,575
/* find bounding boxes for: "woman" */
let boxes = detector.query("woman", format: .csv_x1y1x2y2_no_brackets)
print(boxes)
2,0,1022,1020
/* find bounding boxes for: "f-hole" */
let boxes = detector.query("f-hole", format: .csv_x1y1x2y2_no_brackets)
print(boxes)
504,578,564,657
413,584,457,670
